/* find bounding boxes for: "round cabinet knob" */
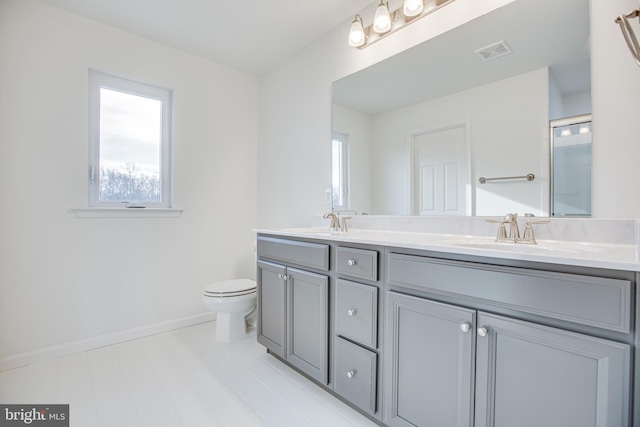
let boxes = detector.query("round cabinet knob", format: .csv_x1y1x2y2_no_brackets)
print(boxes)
347,259,358,266
347,309,357,317
477,327,489,337
460,322,471,333
346,370,357,379
278,273,283,279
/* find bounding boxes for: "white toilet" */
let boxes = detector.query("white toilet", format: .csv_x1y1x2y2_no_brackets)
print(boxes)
202,278,257,343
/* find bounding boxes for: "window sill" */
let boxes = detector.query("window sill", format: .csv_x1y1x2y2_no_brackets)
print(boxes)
72,207,183,218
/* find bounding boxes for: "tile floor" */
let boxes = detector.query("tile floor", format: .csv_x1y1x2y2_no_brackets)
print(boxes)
0,321,379,427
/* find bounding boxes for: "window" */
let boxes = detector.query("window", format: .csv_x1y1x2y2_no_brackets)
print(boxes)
89,70,173,208
331,133,350,210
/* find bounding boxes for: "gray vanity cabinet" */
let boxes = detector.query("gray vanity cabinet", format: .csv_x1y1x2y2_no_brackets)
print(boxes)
385,291,476,427
385,253,632,427
333,245,382,418
474,312,630,427
256,237,330,384
257,234,636,426
257,260,287,358
386,292,630,427
285,267,329,384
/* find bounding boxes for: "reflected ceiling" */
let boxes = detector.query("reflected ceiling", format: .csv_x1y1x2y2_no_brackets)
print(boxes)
333,0,590,115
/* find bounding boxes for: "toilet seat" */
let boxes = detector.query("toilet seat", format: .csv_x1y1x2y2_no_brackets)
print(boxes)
204,279,257,298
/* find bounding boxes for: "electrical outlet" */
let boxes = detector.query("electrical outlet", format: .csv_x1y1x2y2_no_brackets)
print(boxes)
325,188,332,204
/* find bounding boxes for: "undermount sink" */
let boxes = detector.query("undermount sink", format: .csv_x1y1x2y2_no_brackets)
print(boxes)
450,239,584,255
454,241,558,252
280,227,342,236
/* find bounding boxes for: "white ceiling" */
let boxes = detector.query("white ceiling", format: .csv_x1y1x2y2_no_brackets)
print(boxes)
38,0,373,75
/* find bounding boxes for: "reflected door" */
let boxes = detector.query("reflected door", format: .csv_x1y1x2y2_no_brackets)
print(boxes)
411,125,468,215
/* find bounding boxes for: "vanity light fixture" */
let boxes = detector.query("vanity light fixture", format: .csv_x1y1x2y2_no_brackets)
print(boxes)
349,15,366,47
403,0,424,17
349,0,455,49
373,1,392,33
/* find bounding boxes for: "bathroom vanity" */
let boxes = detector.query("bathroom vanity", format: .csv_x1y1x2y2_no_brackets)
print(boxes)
255,221,639,427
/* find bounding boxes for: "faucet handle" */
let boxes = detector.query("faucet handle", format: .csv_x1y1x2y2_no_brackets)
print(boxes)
341,216,352,232
485,218,508,241
323,212,340,231
521,219,550,244
527,219,550,224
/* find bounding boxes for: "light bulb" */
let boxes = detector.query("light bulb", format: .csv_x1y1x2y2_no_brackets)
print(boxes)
579,124,591,134
373,1,391,34
560,129,572,137
348,15,366,47
403,0,424,17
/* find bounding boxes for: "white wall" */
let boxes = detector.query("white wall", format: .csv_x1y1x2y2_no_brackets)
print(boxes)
549,77,592,120
0,0,258,363
369,68,549,216
258,0,640,226
591,0,640,217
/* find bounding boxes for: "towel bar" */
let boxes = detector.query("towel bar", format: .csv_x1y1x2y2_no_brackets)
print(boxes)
479,173,535,184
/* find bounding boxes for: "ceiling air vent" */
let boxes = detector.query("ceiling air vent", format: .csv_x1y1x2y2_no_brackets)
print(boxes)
474,40,512,62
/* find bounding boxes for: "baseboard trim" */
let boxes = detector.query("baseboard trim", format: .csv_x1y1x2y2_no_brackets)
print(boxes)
0,312,217,372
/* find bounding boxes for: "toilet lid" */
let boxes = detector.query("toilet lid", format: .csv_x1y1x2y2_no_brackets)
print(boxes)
204,279,256,297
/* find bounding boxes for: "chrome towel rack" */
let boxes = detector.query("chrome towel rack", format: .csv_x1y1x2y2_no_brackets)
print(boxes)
479,173,535,184
615,2,640,66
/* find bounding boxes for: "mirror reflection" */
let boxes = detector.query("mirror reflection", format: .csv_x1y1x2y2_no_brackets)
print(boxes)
550,114,592,217
331,0,591,217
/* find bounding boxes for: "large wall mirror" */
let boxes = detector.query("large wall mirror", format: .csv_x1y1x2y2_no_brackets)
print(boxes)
331,0,591,217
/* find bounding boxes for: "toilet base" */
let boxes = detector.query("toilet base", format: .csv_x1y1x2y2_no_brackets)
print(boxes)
215,310,256,343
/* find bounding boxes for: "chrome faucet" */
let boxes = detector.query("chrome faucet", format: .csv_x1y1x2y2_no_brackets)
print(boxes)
502,213,521,243
323,212,341,231
486,212,519,242
323,212,351,232
487,212,549,244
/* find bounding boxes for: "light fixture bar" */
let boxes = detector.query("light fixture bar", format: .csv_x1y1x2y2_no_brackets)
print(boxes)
351,0,455,49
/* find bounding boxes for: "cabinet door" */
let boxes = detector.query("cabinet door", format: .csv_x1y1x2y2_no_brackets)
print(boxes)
257,261,287,358
475,313,631,427
385,292,475,427
287,267,329,384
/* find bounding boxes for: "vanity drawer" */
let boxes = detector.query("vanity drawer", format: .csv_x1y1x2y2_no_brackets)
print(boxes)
387,253,632,333
336,247,378,281
257,236,329,271
335,279,378,349
334,337,377,415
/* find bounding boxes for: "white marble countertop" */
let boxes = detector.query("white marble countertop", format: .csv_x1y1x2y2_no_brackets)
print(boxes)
254,227,640,272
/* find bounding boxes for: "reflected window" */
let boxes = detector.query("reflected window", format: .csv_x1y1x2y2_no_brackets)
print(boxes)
332,133,350,210
550,115,591,217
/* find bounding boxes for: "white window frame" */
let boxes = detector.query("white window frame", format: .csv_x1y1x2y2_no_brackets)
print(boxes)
88,70,173,208
331,132,350,210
